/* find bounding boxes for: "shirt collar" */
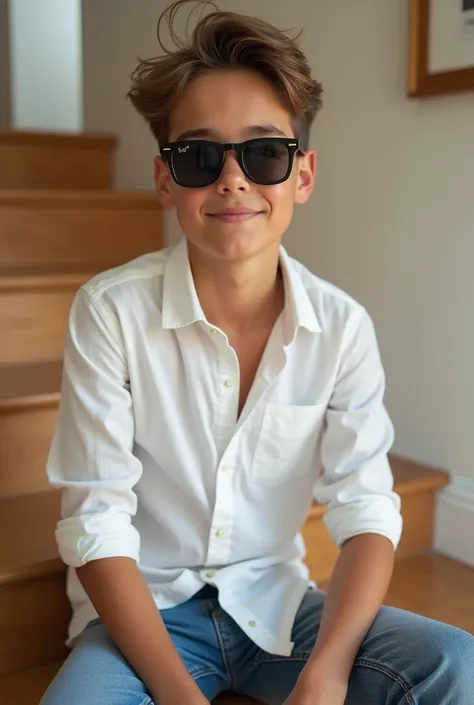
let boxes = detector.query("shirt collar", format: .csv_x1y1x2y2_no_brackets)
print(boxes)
162,238,322,336
278,245,322,340
162,238,206,330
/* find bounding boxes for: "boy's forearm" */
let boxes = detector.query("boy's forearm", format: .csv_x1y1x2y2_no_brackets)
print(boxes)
76,557,207,704
301,533,395,687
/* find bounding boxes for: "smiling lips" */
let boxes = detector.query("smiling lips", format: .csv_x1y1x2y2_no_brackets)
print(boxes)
207,207,262,223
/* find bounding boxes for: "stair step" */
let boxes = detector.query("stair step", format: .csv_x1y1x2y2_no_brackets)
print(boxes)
303,456,449,581
0,362,61,497
0,129,117,190
0,361,62,409
0,189,163,270
0,492,62,585
1,555,471,705
0,662,61,705
385,554,474,634
0,268,90,288
0,269,93,365
0,492,70,678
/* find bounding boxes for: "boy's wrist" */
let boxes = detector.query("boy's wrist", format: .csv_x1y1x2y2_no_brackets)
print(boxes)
151,674,208,705
293,668,349,705
300,651,353,688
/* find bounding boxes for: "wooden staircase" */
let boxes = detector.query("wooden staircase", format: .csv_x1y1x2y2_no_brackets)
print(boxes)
0,128,459,705
0,129,161,703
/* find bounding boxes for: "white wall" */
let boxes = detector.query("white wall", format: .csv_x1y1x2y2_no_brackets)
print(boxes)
81,0,161,190
9,0,83,130
82,0,474,483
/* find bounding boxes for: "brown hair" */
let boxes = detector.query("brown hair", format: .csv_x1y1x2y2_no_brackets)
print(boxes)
127,0,323,151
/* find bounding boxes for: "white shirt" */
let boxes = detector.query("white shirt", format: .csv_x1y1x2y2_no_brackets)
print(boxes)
47,238,402,656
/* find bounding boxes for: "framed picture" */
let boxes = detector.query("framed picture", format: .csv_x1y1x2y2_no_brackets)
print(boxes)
409,0,474,96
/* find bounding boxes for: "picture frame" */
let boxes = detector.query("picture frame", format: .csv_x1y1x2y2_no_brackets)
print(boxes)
408,0,474,97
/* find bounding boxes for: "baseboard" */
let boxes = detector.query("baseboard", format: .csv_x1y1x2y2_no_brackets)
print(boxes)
434,476,474,567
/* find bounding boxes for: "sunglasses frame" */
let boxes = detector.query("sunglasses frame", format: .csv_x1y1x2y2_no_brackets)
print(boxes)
160,137,302,188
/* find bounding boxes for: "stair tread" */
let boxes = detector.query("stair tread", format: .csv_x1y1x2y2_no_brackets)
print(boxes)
387,455,449,494
0,189,161,208
0,268,94,291
0,127,117,149
0,661,62,705
0,458,449,586
0,361,62,406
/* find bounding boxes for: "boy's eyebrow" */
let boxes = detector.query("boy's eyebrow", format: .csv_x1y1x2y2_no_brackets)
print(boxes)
246,124,289,138
174,124,289,141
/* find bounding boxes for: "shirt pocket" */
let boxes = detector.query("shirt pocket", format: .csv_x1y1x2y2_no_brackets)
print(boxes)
252,403,326,486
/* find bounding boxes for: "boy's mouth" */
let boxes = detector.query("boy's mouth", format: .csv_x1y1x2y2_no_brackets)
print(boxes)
207,207,263,223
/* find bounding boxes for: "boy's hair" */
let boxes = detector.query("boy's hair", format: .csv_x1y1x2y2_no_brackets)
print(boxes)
127,0,323,151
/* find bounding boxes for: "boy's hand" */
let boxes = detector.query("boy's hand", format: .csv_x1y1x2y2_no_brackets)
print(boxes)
283,674,348,705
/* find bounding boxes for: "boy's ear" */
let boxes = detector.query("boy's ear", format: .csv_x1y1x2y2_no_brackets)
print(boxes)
294,150,317,205
153,156,175,209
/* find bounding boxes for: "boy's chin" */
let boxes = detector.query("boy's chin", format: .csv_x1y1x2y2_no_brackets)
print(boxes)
187,233,280,262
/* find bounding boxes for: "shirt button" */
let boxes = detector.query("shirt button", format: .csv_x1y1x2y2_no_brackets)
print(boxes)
215,529,224,538
220,465,229,473
224,379,233,388
209,328,218,335
205,571,215,579
248,620,256,627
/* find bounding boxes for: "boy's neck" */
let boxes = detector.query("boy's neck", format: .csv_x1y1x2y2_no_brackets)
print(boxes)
187,241,284,335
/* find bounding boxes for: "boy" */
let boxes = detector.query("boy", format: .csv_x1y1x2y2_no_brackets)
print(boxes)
42,2,473,703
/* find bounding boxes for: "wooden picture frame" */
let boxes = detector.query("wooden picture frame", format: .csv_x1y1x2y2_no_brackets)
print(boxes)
409,0,474,97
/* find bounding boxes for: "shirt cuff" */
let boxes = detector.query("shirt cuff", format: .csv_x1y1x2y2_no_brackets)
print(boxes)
56,511,141,567
323,495,403,550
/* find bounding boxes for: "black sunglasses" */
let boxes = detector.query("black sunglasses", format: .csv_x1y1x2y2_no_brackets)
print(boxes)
160,137,302,188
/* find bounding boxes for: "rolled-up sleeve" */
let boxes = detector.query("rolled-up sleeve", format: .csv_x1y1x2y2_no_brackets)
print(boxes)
313,307,403,549
47,287,142,568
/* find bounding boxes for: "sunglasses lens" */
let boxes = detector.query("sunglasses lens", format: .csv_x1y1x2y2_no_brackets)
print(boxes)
171,142,221,187
242,140,291,184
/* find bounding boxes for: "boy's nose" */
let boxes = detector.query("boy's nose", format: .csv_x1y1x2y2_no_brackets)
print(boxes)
215,150,250,194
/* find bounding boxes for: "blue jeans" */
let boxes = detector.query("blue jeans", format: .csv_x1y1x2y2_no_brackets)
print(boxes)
41,585,474,704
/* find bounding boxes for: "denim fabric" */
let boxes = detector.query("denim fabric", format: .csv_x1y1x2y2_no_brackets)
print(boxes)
41,586,474,704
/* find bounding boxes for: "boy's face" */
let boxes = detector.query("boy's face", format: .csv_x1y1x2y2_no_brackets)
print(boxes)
154,69,316,263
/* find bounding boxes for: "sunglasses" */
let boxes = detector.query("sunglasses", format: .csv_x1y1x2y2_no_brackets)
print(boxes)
160,137,302,189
